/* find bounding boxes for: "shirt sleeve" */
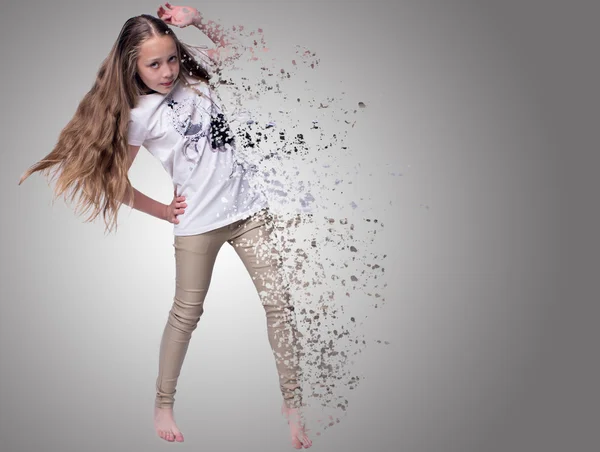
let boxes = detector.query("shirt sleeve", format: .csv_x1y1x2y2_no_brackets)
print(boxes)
127,116,148,146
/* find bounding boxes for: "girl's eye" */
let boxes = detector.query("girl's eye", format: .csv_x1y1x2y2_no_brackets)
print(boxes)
149,56,176,68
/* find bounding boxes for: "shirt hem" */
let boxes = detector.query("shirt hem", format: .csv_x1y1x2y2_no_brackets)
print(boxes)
172,202,269,237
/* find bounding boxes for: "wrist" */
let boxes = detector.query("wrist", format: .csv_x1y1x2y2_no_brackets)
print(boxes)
191,10,203,26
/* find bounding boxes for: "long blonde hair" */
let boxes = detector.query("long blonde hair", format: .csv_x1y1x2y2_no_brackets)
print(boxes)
18,14,211,234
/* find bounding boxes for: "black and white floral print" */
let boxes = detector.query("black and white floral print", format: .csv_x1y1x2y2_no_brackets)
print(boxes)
165,92,212,163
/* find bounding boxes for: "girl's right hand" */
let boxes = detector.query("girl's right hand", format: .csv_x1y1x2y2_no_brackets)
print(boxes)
157,3,199,28
166,190,187,224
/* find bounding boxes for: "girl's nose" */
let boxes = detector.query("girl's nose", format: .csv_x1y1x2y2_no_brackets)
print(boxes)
163,67,174,78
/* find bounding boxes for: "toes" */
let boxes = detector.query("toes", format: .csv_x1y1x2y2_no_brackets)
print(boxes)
298,431,312,448
292,436,302,449
156,426,183,442
302,437,313,448
159,430,175,442
172,426,184,442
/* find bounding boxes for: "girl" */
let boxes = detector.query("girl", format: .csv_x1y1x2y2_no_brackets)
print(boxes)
19,3,312,449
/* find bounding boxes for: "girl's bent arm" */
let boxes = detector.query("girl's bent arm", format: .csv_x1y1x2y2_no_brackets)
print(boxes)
122,188,168,221
123,145,168,221
156,4,244,62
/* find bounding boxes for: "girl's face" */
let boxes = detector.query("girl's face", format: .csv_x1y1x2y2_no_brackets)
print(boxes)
136,34,180,94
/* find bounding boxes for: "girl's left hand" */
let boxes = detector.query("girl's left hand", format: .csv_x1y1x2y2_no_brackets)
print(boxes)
157,3,199,28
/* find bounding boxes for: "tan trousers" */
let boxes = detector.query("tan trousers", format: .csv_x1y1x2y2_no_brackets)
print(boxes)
155,207,303,409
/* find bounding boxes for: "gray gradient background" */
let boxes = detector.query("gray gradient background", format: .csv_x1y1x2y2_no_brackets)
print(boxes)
1,0,598,451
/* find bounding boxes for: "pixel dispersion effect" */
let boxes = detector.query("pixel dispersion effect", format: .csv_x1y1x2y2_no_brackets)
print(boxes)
204,23,392,435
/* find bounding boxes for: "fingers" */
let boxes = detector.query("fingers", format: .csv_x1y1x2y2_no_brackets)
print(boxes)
172,201,186,223
158,11,173,23
157,3,195,28
157,4,173,21
167,194,187,224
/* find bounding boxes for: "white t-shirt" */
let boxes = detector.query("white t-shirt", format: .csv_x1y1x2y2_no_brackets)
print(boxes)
127,51,268,236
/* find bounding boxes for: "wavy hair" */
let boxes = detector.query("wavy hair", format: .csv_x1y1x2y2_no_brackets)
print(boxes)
18,14,211,234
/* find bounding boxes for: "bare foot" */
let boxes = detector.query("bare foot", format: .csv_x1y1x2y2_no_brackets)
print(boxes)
154,406,184,442
281,402,312,449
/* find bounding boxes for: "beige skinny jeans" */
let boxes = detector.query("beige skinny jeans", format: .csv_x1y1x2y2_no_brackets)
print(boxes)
155,207,303,409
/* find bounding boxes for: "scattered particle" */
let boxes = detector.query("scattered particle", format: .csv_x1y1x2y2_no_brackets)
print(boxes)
189,26,392,432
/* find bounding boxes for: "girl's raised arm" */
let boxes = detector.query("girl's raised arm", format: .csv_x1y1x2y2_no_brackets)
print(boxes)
157,3,243,61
